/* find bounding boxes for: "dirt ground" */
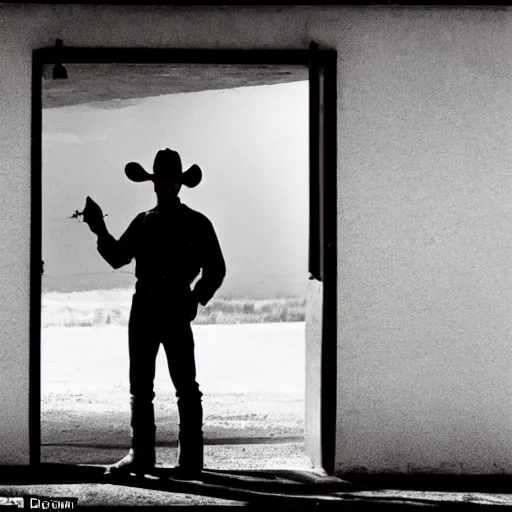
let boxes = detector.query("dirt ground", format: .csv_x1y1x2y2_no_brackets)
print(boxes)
12,323,310,505
41,322,308,469
21,322,318,506
7,322,509,507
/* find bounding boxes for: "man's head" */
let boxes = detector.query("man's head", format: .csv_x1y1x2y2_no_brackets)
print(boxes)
153,174,182,201
152,150,183,201
124,149,203,193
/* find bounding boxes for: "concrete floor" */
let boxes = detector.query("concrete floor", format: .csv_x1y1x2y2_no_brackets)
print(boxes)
1,445,512,509
1,472,512,509
14,326,511,507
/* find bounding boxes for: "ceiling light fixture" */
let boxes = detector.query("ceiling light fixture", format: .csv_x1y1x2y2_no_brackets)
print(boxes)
52,39,68,80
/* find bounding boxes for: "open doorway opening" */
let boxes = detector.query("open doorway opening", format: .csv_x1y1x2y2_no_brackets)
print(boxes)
39,62,311,471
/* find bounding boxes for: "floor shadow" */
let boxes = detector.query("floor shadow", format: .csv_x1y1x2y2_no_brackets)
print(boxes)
0,465,510,509
0,463,348,488
153,466,353,494
0,464,350,508
0,464,105,485
341,474,512,494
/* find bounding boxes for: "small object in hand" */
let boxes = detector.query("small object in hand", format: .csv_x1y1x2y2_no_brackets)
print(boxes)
69,209,83,220
80,197,109,236
69,199,108,222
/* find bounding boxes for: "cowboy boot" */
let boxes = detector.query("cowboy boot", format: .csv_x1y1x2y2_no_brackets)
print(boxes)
105,397,156,475
171,398,204,479
175,432,204,479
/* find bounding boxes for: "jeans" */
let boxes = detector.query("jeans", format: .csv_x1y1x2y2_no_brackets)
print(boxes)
128,290,203,434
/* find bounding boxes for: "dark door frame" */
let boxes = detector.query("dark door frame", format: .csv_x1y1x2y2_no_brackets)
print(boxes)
31,46,337,473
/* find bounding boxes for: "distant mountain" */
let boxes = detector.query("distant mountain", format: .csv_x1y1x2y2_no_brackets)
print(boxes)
42,82,309,299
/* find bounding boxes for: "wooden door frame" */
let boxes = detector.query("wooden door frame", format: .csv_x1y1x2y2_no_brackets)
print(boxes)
30,46,337,472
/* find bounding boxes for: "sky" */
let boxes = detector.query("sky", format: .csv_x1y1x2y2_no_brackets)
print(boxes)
42,81,309,298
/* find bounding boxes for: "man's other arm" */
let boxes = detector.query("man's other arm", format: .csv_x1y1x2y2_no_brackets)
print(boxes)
192,218,226,306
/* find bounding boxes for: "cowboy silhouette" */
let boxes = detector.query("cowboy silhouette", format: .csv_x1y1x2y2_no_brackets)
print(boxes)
81,148,226,479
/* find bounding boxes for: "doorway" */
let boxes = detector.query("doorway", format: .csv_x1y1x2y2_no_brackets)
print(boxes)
31,47,337,474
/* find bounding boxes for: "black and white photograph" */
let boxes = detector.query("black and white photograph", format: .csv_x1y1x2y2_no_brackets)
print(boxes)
1,1,512,509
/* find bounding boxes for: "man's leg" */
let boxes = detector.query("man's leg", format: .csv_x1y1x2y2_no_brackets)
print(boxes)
162,321,204,477
106,295,160,475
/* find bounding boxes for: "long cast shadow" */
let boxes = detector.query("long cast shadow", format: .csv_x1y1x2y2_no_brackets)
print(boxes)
0,463,350,492
0,465,509,509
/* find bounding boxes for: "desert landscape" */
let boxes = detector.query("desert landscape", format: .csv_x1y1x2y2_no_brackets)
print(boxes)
41,299,309,470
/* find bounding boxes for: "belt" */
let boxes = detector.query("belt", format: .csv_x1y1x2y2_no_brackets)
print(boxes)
135,276,189,293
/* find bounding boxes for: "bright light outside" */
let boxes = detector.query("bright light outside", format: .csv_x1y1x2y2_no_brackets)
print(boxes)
41,67,309,471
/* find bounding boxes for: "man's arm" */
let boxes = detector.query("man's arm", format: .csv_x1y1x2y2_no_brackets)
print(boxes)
192,218,226,306
97,214,142,269
81,197,141,269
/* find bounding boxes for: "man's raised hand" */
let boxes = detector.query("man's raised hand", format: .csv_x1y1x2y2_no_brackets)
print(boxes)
81,196,108,236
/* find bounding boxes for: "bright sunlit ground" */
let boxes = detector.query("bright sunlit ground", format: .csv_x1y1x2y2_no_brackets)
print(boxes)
41,322,311,471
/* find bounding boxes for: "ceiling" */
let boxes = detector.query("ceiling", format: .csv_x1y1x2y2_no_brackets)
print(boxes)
42,63,308,109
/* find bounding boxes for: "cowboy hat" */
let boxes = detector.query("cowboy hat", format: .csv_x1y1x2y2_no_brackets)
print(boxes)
125,148,202,188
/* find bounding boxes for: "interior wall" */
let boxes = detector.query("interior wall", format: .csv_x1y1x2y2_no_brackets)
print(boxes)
2,4,512,474
330,8,512,475
304,279,323,469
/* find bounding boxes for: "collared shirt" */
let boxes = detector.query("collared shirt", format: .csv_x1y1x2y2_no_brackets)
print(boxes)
97,198,226,306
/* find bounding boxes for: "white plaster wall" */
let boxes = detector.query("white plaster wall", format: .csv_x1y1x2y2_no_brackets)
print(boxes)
305,280,323,469
330,8,512,475
2,4,512,474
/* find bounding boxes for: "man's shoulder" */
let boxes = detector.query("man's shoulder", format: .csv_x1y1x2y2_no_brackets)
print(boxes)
134,203,213,229
126,210,155,228
181,204,212,227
